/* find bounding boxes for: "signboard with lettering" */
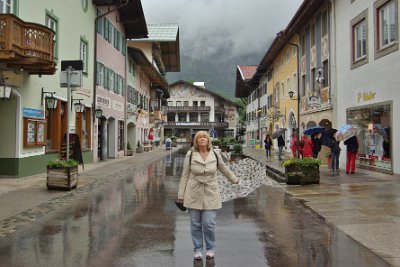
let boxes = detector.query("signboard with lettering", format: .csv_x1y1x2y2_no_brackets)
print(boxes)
23,108,45,119
60,134,84,168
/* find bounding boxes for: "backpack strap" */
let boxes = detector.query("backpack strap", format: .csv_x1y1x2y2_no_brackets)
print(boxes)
189,149,219,167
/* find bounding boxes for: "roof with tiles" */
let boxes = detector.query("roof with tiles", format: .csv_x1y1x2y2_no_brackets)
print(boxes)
238,65,258,80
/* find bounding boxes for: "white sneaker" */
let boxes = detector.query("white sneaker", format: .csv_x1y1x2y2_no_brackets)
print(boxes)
206,250,214,259
194,251,202,260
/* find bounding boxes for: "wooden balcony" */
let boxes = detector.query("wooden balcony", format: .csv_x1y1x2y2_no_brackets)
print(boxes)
165,106,211,112
214,106,225,113
164,121,229,129
0,14,56,75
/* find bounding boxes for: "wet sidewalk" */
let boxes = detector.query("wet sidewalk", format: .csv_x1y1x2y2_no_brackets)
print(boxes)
0,146,180,226
243,146,400,267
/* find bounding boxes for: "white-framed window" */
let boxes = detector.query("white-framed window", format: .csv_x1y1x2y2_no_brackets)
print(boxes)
301,34,306,55
80,38,88,73
310,23,316,47
280,82,285,98
321,10,328,37
96,9,103,35
351,9,369,68
286,77,291,96
97,62,104,87
311,68,316,91
374,0,399,59
354,19,367,61
109,69,114,92
378,0,396,48
286,49,290,64
46,13,58,60
322,60,329,87
292,73,297,95
0,0,13,14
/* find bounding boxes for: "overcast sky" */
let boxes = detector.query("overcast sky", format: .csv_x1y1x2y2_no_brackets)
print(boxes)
141,0,303,60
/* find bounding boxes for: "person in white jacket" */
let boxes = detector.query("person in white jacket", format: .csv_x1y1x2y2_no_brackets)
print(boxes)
176,131,239,260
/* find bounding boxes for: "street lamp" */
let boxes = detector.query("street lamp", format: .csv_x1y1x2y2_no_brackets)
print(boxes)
72,98,84,113
41,88,57,109
95,108,103,118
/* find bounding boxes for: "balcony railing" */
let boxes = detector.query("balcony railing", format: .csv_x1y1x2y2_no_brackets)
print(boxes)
165,106,211,112
164,121,229,129
214,106,225,113
0,14,56,75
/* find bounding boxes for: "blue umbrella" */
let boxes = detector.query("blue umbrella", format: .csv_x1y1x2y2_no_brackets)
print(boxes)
304,126,325,135
321,128,338,147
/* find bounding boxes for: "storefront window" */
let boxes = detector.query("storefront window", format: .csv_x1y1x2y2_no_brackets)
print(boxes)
347,101,392,173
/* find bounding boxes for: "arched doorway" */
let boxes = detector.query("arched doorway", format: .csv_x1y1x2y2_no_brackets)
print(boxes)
127,121,137,152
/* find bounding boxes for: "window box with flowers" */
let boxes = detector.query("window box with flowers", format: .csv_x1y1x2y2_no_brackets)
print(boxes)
283,157,321,185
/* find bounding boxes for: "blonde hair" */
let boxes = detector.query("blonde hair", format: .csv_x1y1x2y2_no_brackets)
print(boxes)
192,131,212,151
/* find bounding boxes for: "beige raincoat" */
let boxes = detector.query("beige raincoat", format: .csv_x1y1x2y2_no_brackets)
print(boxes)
178,150,238,210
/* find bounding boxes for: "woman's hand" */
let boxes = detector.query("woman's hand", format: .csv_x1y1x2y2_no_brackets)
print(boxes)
232,179,240,185
176,198,184,204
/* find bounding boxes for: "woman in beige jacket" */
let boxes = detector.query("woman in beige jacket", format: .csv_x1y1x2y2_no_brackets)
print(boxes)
177,131,239,260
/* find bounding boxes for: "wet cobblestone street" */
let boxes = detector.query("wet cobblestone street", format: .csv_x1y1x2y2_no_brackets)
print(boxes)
0,149,393,266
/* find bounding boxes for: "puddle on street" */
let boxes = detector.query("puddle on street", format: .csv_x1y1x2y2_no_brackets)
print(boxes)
0,150,391,267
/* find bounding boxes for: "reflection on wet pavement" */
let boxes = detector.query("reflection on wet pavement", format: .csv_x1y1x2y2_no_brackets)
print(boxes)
0,150,391,267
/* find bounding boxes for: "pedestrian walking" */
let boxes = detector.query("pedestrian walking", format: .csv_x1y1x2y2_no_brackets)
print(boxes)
277,135,285,160
176,131,239,261
311,133,321,158
301,135,314,158
328,132,341,175
264,134,273,160
344,135,359,174
290,133,298,158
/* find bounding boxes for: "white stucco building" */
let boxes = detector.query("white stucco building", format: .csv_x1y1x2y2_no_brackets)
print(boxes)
334,0,398,174
165,81,239,140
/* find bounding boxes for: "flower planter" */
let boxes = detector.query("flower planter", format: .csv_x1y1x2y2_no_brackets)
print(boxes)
136,147,143,153
285,164,320,185
47,166,78,190
126,150,133,156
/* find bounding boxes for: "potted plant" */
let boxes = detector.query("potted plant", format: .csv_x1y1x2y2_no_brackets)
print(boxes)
136,140,143,153
46,158,79,190
283,157,321,185
211,139,221,148
230,143,245,160
126,142,133,156
220,138,230,152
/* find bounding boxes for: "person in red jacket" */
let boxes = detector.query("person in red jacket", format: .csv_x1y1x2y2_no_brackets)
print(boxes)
301,135,314,158
290,133,298,158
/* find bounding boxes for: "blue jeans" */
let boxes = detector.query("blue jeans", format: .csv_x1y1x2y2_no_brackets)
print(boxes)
188,209,217,252
278,146,284,160
265,148,271,158
331,151,340,170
